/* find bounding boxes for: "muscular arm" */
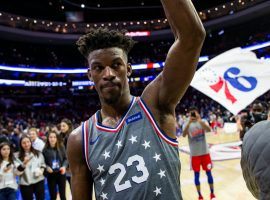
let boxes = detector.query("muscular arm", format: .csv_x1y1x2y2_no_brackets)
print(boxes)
67,126,93,200
142,0,205,111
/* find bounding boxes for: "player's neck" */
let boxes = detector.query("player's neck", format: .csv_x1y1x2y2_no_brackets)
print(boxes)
100,94,133,119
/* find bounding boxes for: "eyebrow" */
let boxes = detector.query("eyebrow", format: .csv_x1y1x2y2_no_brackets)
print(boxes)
90,57,124,66
90,61,102,66
112,57,123,62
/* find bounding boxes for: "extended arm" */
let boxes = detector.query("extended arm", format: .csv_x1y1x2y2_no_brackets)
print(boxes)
67,126,93,200
142,0,205,110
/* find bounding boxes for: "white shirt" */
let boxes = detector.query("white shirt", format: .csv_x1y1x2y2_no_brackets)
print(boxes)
32,137,45,152
16,152,46,186
0,160,20,190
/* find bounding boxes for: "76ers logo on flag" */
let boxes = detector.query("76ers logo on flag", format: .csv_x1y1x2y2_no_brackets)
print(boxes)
209,67,257,104
191,47,270,115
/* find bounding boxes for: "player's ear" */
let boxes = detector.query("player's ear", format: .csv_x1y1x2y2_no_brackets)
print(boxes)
87,68,93,81
127,63,132,77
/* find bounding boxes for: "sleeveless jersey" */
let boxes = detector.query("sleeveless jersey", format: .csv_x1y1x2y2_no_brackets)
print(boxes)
82,97,182,200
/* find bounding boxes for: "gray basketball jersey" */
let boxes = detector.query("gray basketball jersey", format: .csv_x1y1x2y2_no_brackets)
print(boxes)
82,97,182,200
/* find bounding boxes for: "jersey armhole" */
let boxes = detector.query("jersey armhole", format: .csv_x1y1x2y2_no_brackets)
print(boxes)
138,98,179,147
82,119,92,171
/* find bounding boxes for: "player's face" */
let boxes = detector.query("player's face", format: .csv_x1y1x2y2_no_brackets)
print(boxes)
87,47,132,105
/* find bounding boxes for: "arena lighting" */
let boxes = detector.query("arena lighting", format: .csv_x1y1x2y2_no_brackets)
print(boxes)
72,80,94,86
0,57,208,74
0,79,25,86
1,40,270,74
0,75,157,87
0,79,69,87
218,30,224,35
1,0,257,33
242,41,270,51
198,56,209,62
0,65,86,74
125,31,151,37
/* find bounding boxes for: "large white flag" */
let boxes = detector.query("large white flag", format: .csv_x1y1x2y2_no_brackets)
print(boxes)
190,47,270,115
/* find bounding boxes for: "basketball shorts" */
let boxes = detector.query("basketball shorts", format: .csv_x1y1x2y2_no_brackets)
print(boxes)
191,154,212,172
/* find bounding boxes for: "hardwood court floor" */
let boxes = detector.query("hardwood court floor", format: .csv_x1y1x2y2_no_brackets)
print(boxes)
64,131,256,200
179,131,256,200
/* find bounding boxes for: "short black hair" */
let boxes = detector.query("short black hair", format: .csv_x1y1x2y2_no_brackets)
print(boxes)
188,106,198,112
76,28,136,59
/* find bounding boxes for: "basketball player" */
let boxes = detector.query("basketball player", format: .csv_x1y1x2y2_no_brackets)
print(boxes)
183,107,216,200
67,0,205,199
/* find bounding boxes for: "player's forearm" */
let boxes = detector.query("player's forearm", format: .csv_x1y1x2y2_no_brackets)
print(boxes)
160,0,205,41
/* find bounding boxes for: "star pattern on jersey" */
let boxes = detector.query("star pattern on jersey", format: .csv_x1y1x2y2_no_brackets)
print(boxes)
153,186,162,196
93,130,168,198
129,135,138,144
97,164,105,173
102,150,111,160
158,169,166,179
153,153,161,162
116,140,123,149
100,192,108,200
99,178,105,186
142,140,151,149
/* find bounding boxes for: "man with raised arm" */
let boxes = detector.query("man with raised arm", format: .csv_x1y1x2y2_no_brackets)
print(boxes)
67,0,205,199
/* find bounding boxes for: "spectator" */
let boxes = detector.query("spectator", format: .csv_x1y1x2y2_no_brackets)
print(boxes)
43,131,67,200
10,127,22,152
28,127,45,152
239,103,267,141
60,118,73,188
17,135,46,200
0,129,10,144
60,119,73,148
0,142,21,200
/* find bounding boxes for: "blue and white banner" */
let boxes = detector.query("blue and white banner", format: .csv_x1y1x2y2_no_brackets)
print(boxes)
191,47,270,115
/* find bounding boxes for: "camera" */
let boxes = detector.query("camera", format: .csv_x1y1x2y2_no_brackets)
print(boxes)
191,111,196,118
6,162,12,168
240,108,267,140
242,113,267,129
252,113,267,123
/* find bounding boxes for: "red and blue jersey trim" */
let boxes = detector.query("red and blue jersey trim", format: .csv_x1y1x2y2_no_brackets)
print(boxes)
94,96,137,133
138,98,179,147
82,119,92,171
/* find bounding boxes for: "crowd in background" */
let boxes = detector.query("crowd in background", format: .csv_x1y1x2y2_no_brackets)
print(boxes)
0,86,270,199
0,14,269,74
0,118,73,200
